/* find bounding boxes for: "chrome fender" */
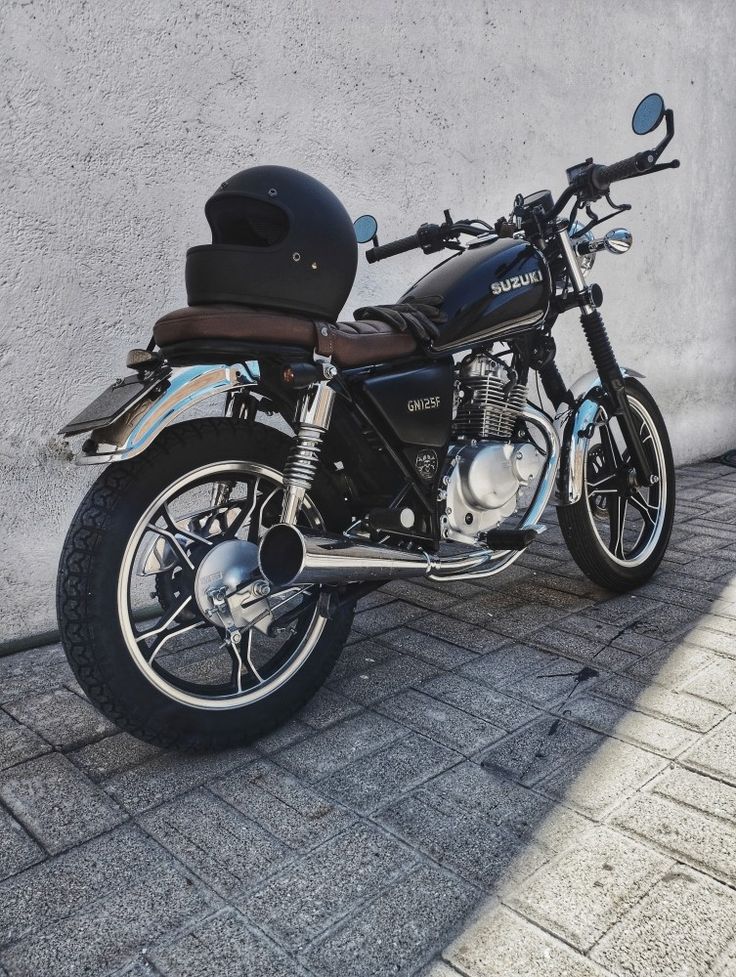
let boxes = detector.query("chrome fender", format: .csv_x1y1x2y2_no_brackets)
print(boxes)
554,368,644,506
78,362,259,465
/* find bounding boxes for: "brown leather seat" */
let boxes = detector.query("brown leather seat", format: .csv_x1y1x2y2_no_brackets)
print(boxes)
153,305,417,368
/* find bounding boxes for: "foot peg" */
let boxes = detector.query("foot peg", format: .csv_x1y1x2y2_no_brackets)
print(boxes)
482,526,546,551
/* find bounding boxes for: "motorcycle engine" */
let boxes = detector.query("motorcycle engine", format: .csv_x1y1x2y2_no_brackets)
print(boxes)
442,352,546,543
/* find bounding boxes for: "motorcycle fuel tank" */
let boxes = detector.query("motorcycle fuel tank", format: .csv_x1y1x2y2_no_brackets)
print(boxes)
402,237,551,352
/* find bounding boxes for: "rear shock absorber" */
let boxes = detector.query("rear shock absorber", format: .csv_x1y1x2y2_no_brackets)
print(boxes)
281,381,336,524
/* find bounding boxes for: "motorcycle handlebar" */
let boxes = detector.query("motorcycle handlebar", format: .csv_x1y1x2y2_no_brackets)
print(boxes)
365,233,421,264
591,150,656,191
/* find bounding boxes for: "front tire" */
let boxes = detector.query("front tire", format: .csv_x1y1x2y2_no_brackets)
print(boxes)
557,378,675,592
56,418,355,751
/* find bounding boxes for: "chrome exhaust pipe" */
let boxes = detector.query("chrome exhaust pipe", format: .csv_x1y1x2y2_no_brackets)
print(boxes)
258,523,434,586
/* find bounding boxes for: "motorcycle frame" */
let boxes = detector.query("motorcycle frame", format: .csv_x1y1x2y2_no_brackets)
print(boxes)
68,219,647,552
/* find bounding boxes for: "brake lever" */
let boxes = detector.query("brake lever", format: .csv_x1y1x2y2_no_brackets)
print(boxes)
644,159,680,174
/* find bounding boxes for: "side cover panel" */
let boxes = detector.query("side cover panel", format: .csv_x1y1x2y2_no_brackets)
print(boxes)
359,361,454,448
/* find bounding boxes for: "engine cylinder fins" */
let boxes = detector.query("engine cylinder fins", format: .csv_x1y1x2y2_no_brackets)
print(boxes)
454,352,528,441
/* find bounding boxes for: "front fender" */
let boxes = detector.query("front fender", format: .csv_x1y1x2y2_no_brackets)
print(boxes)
554,367,644,506
77,362,259,465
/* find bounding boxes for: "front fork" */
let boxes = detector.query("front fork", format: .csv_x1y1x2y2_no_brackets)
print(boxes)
556,225,655,487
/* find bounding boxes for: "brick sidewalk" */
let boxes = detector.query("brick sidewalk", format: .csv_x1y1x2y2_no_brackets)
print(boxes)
1,461,736,977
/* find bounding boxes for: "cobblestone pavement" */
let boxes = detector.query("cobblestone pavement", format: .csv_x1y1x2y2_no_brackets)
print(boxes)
2,461,736,977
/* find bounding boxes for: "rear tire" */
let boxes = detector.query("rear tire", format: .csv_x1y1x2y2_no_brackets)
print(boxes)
557,378,675,592
56,418,355,751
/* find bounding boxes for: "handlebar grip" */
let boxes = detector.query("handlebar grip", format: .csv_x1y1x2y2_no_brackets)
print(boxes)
366,233,421,264
591,151,655,191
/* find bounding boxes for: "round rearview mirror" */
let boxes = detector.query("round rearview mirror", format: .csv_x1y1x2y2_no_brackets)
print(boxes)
605,228,633,254
354,214,378,244
632,93,665,135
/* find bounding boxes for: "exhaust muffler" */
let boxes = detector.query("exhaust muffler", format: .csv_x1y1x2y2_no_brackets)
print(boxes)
258,523,435,587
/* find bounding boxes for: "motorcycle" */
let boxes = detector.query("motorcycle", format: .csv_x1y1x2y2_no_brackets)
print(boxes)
57,93,679,750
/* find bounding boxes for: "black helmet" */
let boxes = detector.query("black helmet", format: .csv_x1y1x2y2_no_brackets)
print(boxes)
185,165,358,321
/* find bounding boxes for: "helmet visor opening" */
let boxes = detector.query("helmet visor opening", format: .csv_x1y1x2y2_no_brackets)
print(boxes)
206,194,289,247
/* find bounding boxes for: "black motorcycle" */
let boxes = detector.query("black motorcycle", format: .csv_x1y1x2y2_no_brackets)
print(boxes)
57,93,679,750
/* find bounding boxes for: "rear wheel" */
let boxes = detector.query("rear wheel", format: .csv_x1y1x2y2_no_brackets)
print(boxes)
56,418,354,751
557,378,675,591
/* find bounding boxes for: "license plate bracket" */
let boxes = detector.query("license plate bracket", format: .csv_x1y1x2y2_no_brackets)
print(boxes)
59,371,168,436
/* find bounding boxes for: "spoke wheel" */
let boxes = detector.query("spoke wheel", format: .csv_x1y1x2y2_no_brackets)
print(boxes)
557,378,675,591
57,419,355,750
123,461,326,710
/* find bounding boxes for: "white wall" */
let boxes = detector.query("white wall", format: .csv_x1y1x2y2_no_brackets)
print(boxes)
1,0,735,642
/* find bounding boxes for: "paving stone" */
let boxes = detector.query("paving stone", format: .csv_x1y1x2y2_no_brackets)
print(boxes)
140,787,290,898
329,650,439,705
352,600,427,635
630,600,702,639
253,718,311,755
376,767,582,891
460,642,577,701
528,625,608,662
558,612,663,656
418,672,540,730
591,674,726,732
301,863,478,977
418,961,460,977
297,686,362,729
378,627,481,668
682,714,736,785
273,709,406,781
148,908,298,977
0,808,43,883
651,766,736,824
0,645,74,705
243,823,412,948
320,732,459,813
444,591,525,627
480,715,604,786
4,688,117,750
611,791,736,885
675,556,736,582
483,602,572,640
558,694,699,757
0,850,218,977
508,827,672,950
328,637,395,682
68,732,166,781
0,824,182,946
210,760,354,850
377,689,504,755
381,579,459,609
103,744,254,813
591,869,736,977
536,737,667,818
626,640,713,689
582,593,661,627
681,626,736,657
532,571,608,602
408,613,510,654
0,752,126,854
444,904,607,977
0,710,50,772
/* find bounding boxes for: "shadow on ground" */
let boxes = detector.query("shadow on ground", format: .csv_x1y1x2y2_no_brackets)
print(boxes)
1,462,736,977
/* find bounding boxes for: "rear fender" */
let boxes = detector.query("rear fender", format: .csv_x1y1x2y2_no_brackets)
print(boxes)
76,362,259,465
554,367,644,506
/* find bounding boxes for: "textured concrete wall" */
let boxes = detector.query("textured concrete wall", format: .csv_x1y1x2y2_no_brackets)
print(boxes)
1,0,735,641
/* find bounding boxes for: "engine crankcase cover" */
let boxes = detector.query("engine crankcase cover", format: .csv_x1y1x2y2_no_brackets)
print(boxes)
443,440,545,543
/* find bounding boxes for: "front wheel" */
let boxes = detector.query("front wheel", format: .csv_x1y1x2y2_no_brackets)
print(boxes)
56,418,355,751
557,378,675,592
